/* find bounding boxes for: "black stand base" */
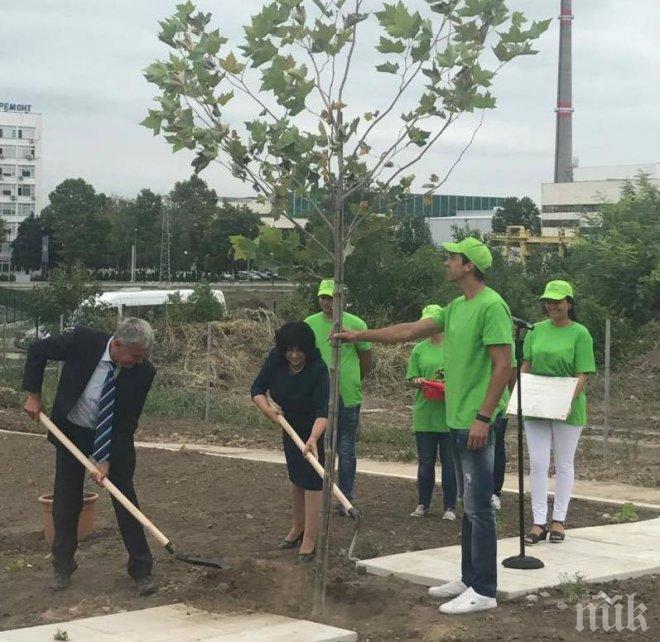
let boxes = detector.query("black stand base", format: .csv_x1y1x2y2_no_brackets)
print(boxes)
502,554,544,570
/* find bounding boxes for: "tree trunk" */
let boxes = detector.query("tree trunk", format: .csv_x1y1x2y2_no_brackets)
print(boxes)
312,112,345,618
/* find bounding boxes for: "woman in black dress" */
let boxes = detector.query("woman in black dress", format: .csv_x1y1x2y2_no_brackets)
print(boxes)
251,321,329,563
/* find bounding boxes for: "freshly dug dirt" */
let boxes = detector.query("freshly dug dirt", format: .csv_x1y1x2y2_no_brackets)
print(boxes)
1,431,657,640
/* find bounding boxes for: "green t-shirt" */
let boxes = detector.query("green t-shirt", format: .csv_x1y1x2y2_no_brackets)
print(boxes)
304,311,372,407
406,339,448,433
429,287,513,430
523,319,596,426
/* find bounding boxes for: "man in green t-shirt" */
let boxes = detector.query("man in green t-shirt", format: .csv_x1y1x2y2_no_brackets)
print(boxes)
305,279,373,505
334,238,513,615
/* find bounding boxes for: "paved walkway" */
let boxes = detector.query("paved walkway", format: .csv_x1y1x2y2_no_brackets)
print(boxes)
135,439,660,510
359,517,660,600
0,604,357,642
2,429,658,509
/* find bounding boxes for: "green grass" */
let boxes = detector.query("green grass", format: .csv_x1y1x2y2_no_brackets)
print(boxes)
613,502,639,523
143,383,272,430
558,572,590,604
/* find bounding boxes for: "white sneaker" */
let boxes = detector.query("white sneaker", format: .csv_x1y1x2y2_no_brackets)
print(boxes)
491,494,501,510
410,504,428,518
439,587,497,614
428,579,468,599
442,510,456,521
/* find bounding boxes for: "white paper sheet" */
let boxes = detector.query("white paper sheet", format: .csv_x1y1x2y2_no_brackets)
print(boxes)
507,373,578,421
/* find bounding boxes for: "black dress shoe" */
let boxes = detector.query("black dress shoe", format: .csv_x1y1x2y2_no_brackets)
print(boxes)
49,571,71,591
277,531,304,550
135,575,159,596
297,547,316,564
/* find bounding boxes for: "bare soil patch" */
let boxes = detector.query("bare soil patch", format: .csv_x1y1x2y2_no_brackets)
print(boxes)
1,431,657,640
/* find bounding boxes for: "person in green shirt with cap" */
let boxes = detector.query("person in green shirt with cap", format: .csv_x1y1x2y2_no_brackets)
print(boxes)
521,280,596,545
334,237,513,615
305,279,373,507
406,304,457,521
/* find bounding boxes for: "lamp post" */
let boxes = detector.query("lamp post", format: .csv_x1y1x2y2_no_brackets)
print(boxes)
130,227,137,282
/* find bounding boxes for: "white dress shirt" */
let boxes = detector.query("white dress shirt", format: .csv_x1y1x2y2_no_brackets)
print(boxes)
67,338,119,429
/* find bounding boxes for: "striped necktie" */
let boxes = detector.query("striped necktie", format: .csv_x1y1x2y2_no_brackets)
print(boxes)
91,362,118,464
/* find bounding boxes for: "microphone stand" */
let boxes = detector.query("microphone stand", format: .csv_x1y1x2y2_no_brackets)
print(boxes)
502,321,544,570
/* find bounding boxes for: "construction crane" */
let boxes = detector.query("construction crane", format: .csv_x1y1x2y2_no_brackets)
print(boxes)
491,226,577,266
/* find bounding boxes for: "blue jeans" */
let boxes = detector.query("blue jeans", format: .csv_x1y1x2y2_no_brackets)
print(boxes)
337,402,361,501
415,432,457,511
451,428,497,598
492,412,508,497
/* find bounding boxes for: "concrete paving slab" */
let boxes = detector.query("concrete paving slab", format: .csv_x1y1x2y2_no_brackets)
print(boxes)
358,518,660,600
0,604,357,642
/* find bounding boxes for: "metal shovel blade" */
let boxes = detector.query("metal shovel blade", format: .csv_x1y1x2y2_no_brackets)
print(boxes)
165,543,230,569
174,552,230,569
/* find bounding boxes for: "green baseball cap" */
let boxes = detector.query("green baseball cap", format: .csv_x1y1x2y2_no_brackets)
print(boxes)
442,237,493,272
540,280,574,301
317,279,335,297
420,304,443,320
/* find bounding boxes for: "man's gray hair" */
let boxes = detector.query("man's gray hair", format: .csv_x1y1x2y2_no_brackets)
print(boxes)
114,317,155,349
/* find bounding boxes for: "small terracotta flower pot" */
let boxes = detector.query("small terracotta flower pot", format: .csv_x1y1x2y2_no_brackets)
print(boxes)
38,492,99,545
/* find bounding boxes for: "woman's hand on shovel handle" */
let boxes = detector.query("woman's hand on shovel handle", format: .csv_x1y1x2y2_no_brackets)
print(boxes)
23,393,43,421
91,461,110,487
303,437,318,460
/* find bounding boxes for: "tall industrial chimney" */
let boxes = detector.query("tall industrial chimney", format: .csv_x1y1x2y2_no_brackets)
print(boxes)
554,0,573,183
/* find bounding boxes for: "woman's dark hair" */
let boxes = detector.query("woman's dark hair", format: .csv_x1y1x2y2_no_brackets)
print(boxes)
541,296,577,321
274,321,321,364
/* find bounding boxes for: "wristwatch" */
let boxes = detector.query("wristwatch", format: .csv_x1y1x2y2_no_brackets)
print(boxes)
475,413,491,425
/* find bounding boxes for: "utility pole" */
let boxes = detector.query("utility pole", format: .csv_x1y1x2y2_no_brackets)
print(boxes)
159,211,171,284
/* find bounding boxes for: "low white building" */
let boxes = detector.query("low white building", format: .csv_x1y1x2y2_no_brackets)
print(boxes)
428,212,495,245
541,162,659,237
0,101,42,268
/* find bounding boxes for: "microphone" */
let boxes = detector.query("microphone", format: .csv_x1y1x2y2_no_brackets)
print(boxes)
512,316,534,331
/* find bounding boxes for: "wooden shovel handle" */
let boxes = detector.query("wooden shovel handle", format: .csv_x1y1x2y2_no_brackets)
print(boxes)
277,414,354,513
39,412,170,547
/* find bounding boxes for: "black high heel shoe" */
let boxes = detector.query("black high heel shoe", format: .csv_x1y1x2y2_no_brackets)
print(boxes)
549,521,566,543
297,546,316,564
524,524,548,545
277,531,304,549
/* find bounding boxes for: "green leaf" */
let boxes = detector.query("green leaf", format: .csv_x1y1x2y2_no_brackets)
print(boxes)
246,119,268,143
472,91,496,109
492,41,513,62
511,11,526,29
218,51,245,74
375,1,422,40
311,20,336,53
175,0,195,22
528,18,552,39
436,43,457,67
199,29,226,56
408,127,430,147
247,39,278,67
376,37,405,54
177,108,194,131
217,90,234,106
344,12,368,29
158,18,180,47
140,110,163,135
144,61,169,84
418,92,436,115
376,61,400,74
261,64,287,92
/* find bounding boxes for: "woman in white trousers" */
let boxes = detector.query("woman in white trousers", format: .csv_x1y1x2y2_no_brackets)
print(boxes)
521,280,596,544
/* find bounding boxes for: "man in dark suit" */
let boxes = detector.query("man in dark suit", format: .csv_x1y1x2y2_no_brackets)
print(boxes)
22,317,158,595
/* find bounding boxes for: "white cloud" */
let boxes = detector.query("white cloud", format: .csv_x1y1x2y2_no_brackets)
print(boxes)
1,0,657,207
